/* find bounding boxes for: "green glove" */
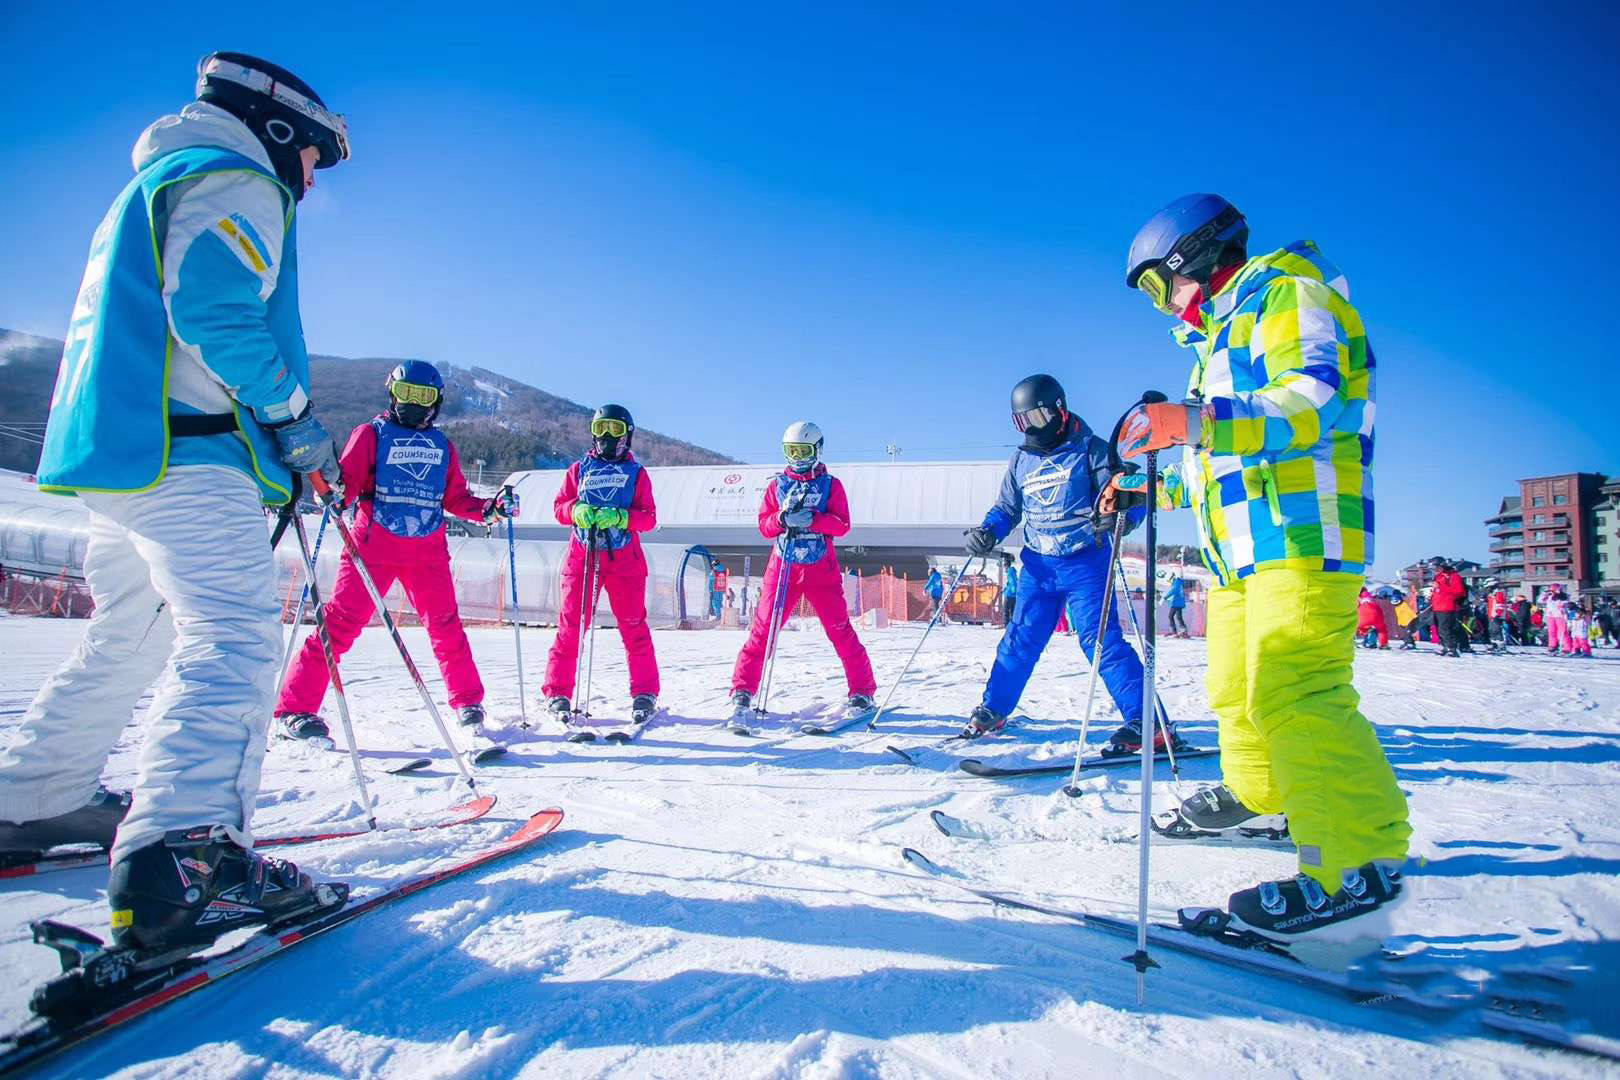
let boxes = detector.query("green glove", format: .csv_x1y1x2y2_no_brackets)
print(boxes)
597,507,629,530
571,502,595,528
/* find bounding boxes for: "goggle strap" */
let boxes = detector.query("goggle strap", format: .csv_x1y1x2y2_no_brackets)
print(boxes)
201,56,351,161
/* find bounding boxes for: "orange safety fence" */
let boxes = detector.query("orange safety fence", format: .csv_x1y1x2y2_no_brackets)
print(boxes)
0,568,94,619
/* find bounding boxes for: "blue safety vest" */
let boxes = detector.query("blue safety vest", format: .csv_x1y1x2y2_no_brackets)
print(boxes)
575,455,641,550
371,418,451,538
776,472,833,565
36,147,304,502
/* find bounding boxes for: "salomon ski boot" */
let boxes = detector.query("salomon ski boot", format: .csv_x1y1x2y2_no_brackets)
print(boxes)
1153,784,1290,844
0,787,130,863
107,826,346,954
960,705,1006,739
276,713,332,747
630,694,657,724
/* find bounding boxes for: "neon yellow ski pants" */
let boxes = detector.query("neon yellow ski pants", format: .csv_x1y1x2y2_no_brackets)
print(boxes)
1205,569,1411,889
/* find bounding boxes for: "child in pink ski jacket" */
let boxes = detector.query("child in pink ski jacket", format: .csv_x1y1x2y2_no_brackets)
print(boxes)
729,422,876,713
276,363,512,742
541,405,660,720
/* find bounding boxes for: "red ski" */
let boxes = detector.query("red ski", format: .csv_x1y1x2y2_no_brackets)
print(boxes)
0,807,564,1076
0,795,498,881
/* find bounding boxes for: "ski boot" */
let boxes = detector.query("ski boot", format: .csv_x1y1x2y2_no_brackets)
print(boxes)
1,787,130,866
108,826,346,955
726,690,755,734
276,712,332,748
1152,784,1290,844
630,694,658,725
960,705,1006,739
457,703,508,763
1102,721,1192,758
1199,862,1405,969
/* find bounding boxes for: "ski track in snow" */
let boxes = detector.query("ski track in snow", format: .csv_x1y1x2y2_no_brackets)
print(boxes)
2,614,1618,1078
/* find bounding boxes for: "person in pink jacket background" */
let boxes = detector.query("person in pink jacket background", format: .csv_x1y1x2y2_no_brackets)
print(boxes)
277,362,516,742
729,421,876,715
542,404,661,721
1543,590,1573,655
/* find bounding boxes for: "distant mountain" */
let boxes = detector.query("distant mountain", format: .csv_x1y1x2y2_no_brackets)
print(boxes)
0,328,735,478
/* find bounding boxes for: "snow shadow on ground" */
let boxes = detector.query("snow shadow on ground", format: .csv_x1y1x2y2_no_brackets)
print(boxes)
51,828,1620,1077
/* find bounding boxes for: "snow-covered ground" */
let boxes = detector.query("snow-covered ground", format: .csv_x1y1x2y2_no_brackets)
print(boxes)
2,614,1618,1078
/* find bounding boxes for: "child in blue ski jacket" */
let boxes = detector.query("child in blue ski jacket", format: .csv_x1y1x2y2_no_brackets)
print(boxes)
961,375,1178,752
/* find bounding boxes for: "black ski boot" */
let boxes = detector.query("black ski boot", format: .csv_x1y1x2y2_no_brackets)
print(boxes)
457,704,486,728
0,788,130,862
960,705,1006,739
726,690,754,733
547,697,572,722
1103,721,1192,757
1223,862,1403,943
108,826,346,955
631,694,657,724
1153,784,1290,844
277,712,331,746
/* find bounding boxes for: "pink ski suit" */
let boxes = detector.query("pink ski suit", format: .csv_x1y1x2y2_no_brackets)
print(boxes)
730,465,876,697
277,417,490,716
541,452,660,700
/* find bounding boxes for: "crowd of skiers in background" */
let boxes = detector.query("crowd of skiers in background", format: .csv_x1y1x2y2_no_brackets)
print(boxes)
1356,560,1618,658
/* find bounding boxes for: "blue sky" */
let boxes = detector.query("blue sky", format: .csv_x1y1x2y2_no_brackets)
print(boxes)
3,4,1616,573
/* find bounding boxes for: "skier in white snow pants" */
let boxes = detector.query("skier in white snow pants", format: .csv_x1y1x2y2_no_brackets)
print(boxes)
0,53,353,954
0,469,282,860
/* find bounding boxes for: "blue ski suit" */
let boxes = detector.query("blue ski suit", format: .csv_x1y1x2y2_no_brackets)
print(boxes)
978,418,1150,727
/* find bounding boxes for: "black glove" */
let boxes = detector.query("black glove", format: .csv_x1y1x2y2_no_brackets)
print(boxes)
963,527,998,556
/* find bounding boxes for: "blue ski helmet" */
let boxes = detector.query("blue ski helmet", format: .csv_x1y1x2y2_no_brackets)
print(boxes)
384,360,445,428
1125,194,1249,298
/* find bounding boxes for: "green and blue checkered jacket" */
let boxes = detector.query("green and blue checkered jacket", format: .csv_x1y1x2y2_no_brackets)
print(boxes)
1161,241,1374,586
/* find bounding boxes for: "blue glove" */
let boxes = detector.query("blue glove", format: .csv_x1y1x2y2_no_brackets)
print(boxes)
269,409,342,494
782,508,815,529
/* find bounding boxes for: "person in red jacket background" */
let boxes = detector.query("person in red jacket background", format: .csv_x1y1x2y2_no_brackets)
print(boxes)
1428,561,1468,658
277,363,515,742
1486,586,1514,653
1356,588,1389,648
542,404,660,722
729,421,876,719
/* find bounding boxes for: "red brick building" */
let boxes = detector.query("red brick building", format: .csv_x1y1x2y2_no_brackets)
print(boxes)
1486,473,1609,598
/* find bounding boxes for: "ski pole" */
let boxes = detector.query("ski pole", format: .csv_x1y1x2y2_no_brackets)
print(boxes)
578,528,603,724
755,535,797,718
290,507,376,831
1064,516,1128,793
1128,432,1164,1002
505,501,528,729
275,505,331,702
307,474,479,793
1111,551,1183,795
567,528,596,723
867,557,980,731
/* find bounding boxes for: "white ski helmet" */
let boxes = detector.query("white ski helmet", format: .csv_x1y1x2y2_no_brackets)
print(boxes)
782,420,824,472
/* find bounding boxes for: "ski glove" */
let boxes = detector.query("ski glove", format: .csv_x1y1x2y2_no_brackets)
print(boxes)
1097,470,1184,514
780,508,816,529
594,507,630,530
570,502,596,528
483,486,520,523
963,526,998,556
1119,401,1204,458
269,408,342,493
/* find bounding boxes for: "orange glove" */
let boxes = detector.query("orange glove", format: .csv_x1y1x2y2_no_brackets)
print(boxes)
1119,402,1202,458
1096,473,1145,515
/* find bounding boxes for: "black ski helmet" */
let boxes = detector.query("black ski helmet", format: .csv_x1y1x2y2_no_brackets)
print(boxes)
1010,374,1068,447
591,403,634,460
196,52,350,201
384,360,444,429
